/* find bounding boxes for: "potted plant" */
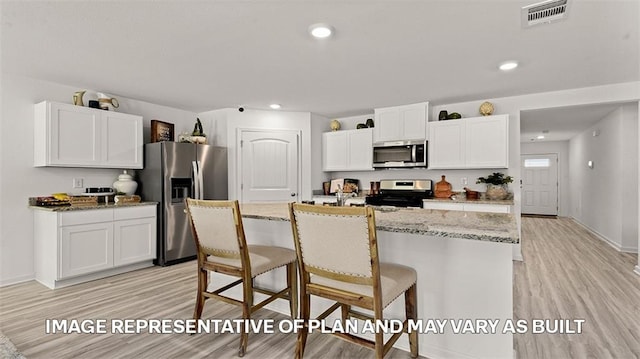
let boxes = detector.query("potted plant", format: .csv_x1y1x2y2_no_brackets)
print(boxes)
476,172,513,200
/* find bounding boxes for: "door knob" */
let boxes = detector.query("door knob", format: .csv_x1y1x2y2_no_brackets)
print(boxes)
291,193,296,197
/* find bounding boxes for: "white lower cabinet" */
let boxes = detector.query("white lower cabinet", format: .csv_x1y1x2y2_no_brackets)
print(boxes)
34,205,157,289
60,222,114,278
423,201,511,213
113,217,156,266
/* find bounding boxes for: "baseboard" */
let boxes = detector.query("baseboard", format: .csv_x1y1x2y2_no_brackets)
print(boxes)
570,217,638,254
0,274,35,288
634,266,640,277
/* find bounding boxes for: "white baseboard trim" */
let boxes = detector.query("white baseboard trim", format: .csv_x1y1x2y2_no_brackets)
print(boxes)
0,274,35,288
634,266,640,276
570,217,638,254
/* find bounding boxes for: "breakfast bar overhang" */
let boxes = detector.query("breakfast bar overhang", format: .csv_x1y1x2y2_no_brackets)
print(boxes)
224,203,518,359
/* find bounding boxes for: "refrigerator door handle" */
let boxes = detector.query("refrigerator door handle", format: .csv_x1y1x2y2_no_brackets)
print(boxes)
192,160,200,200
197,160,204,199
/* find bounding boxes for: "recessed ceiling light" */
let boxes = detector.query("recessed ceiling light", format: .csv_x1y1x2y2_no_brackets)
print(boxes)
537,135,545,139
269,104,281,110
309,23,333,39
499,61,519,71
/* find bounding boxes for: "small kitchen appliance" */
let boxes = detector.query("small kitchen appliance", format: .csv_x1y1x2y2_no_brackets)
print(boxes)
372,140,427,168
365,179,433,207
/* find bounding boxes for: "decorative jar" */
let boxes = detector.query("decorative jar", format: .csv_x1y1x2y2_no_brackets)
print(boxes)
485,183,508,200
113,170,138,195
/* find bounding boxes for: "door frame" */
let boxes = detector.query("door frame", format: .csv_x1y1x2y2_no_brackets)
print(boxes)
236,128,302,203
520,152,559,216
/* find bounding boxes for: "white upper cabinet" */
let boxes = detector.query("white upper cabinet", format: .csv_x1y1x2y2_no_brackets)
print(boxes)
323,128,373,171
429,114,509,169
34,101,143,169
373,102,428,143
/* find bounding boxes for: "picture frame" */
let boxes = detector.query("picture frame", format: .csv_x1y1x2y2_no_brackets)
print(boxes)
150,120,174,142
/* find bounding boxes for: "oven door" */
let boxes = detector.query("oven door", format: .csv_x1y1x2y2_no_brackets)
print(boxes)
372,141,427,168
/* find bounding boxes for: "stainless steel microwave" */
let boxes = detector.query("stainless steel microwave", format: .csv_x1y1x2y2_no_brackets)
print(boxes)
372,140,427,168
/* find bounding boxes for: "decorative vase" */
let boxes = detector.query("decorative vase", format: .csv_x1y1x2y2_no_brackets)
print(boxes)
330,119,341,131
113,170,138,195
73,91,86,106
485,183,508,200
365,118,374,128
479,101,494,116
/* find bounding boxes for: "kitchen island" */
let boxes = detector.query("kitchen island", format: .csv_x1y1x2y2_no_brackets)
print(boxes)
233,203,516,359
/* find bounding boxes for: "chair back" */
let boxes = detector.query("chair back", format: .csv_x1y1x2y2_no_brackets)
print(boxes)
186,199,246,261
289,203,379,286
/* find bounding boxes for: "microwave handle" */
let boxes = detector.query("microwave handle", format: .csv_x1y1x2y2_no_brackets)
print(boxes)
411,145,417,163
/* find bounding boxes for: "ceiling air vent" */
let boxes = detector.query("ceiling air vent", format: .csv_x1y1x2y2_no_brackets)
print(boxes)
522,0,569,27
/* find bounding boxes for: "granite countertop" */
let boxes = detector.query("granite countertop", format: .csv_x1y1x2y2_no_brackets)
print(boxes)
423,197,514,205
240,203,518,244
29,202,158,212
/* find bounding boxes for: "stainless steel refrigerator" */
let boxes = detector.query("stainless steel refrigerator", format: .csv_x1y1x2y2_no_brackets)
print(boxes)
139,142,228,266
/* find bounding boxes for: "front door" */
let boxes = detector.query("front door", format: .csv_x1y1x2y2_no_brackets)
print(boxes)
240,130,300,202
521,154,559,215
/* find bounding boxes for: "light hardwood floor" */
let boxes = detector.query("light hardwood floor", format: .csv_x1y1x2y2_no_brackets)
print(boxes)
1,217,639,358
514,217,640,358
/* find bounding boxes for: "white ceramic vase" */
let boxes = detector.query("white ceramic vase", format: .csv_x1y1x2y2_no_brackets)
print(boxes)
113,170,138,195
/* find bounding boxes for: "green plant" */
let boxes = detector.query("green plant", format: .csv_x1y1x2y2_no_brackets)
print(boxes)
476,172,513,185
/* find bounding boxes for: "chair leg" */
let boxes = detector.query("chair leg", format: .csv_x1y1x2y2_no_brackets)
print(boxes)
193,268,207,320
287,262,298,319
239,277,254,357
295,293,310,359
405,283,418,358
340,304,350,330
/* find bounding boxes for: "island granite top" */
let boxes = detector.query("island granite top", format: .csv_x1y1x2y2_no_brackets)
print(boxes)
240,202,519,244
29,202,158,212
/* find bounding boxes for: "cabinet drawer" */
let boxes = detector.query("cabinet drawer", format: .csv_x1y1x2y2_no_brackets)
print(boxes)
463,204,511,213
60,209,114,226
422,202,464,211
114,205,156,220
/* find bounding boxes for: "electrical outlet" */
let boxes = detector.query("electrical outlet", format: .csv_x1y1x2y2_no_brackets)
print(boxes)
461,177,468,186
72,178,84,188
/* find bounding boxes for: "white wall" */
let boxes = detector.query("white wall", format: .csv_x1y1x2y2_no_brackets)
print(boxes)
521,141,570,217
0,74,197,286
198,108,323,201
569,104,638,252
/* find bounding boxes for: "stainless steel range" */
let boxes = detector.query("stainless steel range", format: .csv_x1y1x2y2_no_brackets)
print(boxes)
365,179,433,207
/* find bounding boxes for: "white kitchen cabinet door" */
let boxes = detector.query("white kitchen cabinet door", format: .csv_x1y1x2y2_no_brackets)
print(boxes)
465,115,509,168
428,120,465,169
347,128,373,170
60,222,114,279
43,102,102,166
373,108,402,143
102,111,144,169
400,103,427,141
34,101,143,169
323,129,373,171
113,217,156,266
322,131,348,171
373,102,428,143
429,114,509,169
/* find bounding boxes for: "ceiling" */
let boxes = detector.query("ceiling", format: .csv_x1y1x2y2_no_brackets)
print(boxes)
520,102,627,142
1,0,639,121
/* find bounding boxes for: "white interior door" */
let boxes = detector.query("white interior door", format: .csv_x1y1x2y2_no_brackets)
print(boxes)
240,130,300,202
521,154,559,215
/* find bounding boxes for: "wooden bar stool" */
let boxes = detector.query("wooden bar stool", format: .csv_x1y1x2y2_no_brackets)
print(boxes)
288,203,418,359
185,199,297,357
